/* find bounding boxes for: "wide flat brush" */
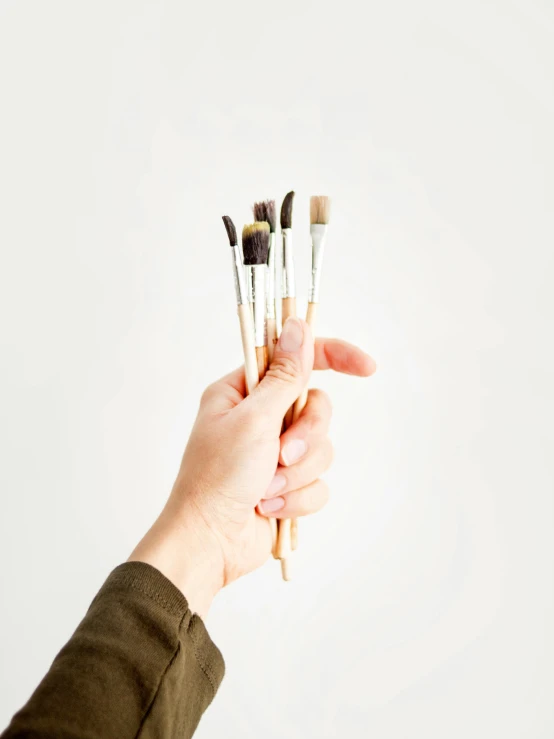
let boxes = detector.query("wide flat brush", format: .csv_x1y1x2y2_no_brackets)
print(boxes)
222,216,258,395
292,195,331,418
253,200,278,361
223,216,277,553
242,222,270,380
289,195,331,551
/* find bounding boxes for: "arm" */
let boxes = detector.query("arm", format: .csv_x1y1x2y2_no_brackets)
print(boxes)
3,562,223,739
3,319,376,738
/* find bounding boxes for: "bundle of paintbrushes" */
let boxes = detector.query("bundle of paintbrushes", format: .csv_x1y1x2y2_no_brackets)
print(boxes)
222,192,331,581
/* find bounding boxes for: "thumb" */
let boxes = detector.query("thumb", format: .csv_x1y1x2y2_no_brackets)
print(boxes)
250,317,313,421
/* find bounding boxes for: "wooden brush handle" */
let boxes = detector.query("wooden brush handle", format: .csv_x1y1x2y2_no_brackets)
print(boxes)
289,302,318,551
276,518,292,580
267,317,277,363
256,342,278,557
282,296,296,323
237,306,277,555
256,345,268,382
282,296,297,429
238,303,259,395
292,302,318,422
276,296,298,575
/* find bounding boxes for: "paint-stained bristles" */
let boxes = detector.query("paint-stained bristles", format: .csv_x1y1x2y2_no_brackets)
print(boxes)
222,215,238,246
280,191,295,229
242,222,270,265
310,196,331,225
253,200,277,233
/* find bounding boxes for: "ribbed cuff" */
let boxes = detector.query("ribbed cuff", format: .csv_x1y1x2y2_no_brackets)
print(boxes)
104,561,191,617
101,562,225,693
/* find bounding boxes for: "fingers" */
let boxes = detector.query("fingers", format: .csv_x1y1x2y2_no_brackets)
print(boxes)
199,367,246,414
278,388,332,464
258,479,329,518
200,336,376,416
314,338,376,376
259,388,333,508
264,437,334,498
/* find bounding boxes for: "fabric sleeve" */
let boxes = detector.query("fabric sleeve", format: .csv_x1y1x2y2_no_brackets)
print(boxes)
2,561,225,738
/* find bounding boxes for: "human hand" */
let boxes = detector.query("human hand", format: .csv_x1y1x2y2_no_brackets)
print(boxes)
129,317,376,616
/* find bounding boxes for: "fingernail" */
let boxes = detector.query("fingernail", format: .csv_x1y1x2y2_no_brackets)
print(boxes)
259,497,286,514
282,439,307,466
266,474,287,497
279,317,304,352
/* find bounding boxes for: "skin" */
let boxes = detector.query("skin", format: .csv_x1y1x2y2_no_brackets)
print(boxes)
129,318,376,617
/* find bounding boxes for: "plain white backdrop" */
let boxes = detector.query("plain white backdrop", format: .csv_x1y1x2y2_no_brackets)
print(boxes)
1,1,553,736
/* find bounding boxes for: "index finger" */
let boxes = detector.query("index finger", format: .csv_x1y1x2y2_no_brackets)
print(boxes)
208,337,375,415
313,338,376,376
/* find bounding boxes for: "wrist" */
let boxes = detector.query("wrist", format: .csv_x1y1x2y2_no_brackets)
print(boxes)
128,501,225,618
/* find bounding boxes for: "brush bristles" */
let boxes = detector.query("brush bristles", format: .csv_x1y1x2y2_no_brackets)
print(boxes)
280,191,295,229
253,200,277,233
310,196,331,225
222,215,237,246
242,222,270,265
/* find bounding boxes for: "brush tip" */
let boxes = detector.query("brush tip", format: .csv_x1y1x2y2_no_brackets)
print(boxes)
242,222,270,265
253,200,277,232
310,196,331,225
222,215,237,246
280,191,295,229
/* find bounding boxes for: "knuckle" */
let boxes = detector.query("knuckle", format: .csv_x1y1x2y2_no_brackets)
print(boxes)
267,355,300,385
307,411,325,431
200,382,219,405
310,388,332,412
306,390,332,429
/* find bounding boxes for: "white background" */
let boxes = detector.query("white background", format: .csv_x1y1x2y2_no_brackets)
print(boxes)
1,1,553,736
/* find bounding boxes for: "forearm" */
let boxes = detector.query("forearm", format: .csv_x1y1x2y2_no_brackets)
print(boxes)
2,562,224,739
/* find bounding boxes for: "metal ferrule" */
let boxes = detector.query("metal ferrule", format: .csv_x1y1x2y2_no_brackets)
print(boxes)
245,263,253,305
281,228,296,298
309,224,328,303
252,265,267,347
266,232,276,318
231,244,248,305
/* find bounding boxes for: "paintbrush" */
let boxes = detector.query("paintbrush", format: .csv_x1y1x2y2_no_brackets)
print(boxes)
275,191,297,579
243,221,278,555
224,216,277,554
222,216,259,395
253,200,278,361
288,195,331,551
293,196,331,416
242,222,270,381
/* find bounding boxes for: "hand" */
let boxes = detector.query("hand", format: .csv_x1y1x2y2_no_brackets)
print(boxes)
129,318,376,616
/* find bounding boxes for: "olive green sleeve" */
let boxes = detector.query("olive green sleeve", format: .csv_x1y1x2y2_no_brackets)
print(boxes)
2,562,225,738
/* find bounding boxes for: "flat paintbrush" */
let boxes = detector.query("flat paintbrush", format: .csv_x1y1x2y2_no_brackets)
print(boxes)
242,222,270,381
243,222,278,553
289,195,331,550
224,216,277,553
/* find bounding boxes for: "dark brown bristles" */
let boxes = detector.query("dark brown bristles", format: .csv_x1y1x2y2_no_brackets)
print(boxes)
253,200,277,233
242,222,270,265
280,191,295,230
222,215,237,246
